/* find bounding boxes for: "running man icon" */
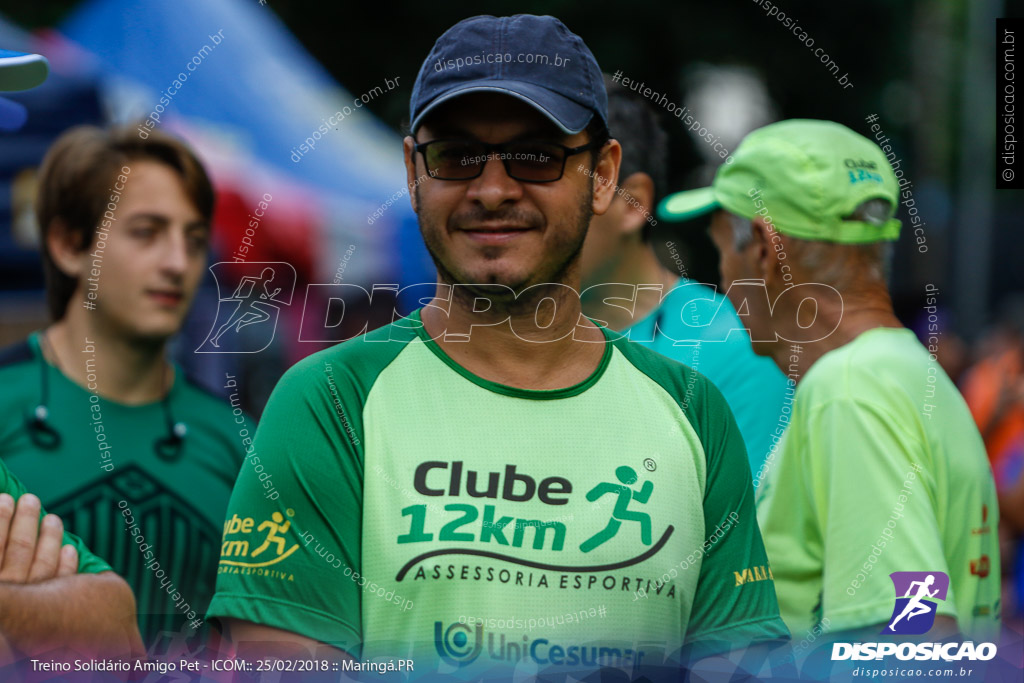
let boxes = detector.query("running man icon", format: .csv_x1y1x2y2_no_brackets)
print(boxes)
888,574,939,630
251,511,291,558
210,267,282,347
883,571,950,634
580,466,653,553
197,261,296,354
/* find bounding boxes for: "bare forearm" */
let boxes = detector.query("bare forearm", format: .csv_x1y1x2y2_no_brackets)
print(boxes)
224,619,353,663
0,572,142,659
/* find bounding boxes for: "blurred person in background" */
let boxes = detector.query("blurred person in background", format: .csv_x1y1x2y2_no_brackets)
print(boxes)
0,126,245,648
961,296,1024,629
579,76,790,475
997,464,1024,634
660,119,1000,649
0,47,141,666
962,297,1024,489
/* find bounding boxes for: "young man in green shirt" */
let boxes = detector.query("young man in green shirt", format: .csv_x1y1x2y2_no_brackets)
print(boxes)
659,120,1000,649
0,48,140,666
209,13,787,680
0,126,246,647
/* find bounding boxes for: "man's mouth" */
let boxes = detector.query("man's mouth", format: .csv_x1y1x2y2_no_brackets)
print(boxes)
146,289,185,307
458,224,536,244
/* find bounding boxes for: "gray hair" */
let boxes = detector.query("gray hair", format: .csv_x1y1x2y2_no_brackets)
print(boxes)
725,200,895,289
785,238,894,291
728,212,755,251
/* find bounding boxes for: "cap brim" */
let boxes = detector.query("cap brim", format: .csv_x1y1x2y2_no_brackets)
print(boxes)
656,187,719,222
0,50,49,92
411,79,594,135
0,96,28,131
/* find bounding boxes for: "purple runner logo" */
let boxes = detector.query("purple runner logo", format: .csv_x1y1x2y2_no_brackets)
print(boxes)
883,571,950,635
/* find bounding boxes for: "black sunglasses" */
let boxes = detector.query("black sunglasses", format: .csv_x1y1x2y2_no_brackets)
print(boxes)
413,138,603,183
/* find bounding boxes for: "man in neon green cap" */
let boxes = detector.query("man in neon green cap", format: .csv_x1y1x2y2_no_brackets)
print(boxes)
657,119,1000,645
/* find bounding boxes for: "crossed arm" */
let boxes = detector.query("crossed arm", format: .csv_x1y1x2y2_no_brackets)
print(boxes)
220,619,352,666
0,493,143,661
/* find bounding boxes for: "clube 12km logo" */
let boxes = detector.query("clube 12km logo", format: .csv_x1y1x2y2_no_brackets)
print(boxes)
406,461,671,670
395,462,674,582
832,572,997,662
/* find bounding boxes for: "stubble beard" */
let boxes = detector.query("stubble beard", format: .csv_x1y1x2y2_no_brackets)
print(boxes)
416,183,594,317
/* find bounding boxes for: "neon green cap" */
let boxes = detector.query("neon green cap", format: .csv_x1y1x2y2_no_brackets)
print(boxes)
656,119,901,243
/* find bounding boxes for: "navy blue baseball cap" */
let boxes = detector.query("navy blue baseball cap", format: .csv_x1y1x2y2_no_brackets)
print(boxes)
410,15,607,135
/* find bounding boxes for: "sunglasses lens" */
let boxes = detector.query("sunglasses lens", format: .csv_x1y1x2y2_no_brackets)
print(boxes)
422,141,569,182
424,141,485,179
505,143,564,182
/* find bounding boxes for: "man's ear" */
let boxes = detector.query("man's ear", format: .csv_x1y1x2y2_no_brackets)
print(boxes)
46,219,87,280
403,136,419,213
616,172,655,237
750,217,783,287
590,140,622,216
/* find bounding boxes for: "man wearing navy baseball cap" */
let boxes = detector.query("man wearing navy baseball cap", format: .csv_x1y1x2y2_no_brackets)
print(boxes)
210,15,788,678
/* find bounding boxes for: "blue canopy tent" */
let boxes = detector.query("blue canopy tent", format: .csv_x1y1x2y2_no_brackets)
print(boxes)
0,14,106,299
61,0,432,288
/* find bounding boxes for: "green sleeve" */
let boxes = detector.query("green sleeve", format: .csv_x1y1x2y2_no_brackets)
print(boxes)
681,372,790,651
810,398,952,630
206,352,366,653
206,321,412,654
0,460,112,575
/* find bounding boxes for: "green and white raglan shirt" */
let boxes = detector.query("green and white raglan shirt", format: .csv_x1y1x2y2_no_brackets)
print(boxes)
208,308,788,676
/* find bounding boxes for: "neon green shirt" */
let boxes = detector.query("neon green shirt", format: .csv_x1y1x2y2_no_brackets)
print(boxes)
208,309,787,675
756,328,1000,640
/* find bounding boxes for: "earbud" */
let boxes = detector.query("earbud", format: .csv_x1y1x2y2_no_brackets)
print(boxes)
154,422,187,461
26,405,61,450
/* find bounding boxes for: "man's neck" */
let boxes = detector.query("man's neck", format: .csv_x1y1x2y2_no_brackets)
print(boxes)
45,308,170,405
766,301,904,385
421,283,606,391
581,243,680,331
